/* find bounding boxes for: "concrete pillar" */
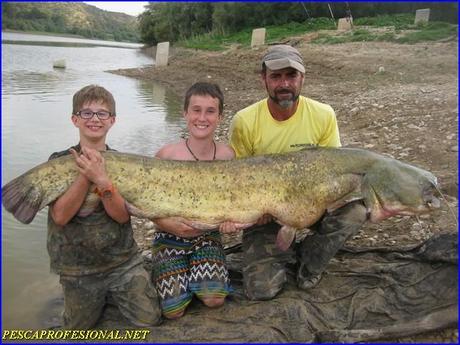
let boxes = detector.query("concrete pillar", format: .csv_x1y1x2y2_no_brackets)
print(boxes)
155,42,169,67
251,28,266,48
337,17,353,31
414,9,430,24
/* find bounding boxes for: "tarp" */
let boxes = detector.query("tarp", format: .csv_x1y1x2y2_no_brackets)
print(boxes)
95,232,457,343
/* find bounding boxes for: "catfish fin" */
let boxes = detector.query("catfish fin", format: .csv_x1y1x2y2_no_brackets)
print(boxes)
186,220,219,231
275,225,297,251
77,191,100,217
1,176,42,224
125,202,155,219
188,221,257,231
327,190,363,213
231,222,256,230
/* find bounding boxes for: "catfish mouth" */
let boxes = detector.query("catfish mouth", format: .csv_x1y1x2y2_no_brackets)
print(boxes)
422,184,441,210
368,184,441,222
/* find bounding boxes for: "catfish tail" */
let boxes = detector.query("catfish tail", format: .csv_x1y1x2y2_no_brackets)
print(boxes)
2,175,43,224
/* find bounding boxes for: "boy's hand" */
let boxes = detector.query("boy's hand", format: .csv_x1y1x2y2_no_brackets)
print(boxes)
70,147,110,187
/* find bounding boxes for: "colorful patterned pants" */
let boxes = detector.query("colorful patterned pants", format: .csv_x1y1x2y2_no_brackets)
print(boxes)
152,231,231,318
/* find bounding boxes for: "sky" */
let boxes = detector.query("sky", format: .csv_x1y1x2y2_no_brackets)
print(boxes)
84,2,149,16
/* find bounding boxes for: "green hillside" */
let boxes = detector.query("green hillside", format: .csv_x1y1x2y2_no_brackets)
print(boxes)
2,2,140,42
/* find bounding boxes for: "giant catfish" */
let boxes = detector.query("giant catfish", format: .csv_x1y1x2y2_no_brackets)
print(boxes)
1,147,441,250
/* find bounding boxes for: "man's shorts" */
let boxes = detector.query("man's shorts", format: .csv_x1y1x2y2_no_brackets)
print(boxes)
152,231,231,317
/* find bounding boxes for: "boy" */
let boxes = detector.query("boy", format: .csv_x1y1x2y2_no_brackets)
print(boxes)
152,82,238,319
47,84,161,329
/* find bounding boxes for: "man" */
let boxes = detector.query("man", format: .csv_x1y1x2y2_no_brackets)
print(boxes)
48,85,162,328
229,45,367,300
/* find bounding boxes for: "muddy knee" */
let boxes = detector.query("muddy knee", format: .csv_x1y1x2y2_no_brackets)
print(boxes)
113,271,163,327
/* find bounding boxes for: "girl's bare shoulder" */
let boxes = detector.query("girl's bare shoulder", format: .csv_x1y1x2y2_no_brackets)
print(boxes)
155,141,187,160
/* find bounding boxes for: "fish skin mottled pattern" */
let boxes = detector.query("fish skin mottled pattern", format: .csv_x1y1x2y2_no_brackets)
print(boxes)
105,149,371,227
1,148,440,231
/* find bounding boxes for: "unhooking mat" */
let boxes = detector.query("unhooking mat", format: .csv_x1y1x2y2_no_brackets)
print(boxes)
48,232,458,343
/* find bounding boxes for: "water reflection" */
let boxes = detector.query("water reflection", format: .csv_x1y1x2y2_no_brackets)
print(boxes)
137,78,186,125
152,82,166,104
2,70,68,96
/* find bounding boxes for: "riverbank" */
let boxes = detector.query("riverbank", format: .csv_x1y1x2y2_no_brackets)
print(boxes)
2,28,87,39
110,37,458,342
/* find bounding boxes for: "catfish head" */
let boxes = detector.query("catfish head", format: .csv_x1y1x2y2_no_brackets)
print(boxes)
361,159,440,222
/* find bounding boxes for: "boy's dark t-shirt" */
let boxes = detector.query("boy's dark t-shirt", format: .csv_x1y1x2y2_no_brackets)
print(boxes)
47,144,138,276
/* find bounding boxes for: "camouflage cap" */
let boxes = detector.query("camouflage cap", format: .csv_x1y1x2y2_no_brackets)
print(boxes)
262,45,305,73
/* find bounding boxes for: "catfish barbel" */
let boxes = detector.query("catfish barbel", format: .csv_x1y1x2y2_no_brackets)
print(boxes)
1,148,441,250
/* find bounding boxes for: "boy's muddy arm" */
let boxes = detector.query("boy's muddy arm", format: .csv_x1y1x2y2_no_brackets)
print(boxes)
74,147,130,224
49,149,91,226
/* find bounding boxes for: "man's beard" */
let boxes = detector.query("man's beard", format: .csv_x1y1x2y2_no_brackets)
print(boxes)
269,91,299,109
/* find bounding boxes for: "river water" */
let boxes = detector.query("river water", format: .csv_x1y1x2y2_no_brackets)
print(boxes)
1,32,184,329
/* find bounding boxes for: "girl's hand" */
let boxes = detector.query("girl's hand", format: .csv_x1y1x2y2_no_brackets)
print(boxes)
219,221,242,234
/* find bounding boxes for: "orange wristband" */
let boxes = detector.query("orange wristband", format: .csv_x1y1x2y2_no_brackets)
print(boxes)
94,183,115,199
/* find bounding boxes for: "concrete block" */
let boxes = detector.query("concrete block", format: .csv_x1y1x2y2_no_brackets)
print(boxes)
52,59,66,69
337,17,353,31
155,42,169,67
415,8,430,24
251,28,266,48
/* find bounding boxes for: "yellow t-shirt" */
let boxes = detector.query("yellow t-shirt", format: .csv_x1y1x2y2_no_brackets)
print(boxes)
229,96,341,158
